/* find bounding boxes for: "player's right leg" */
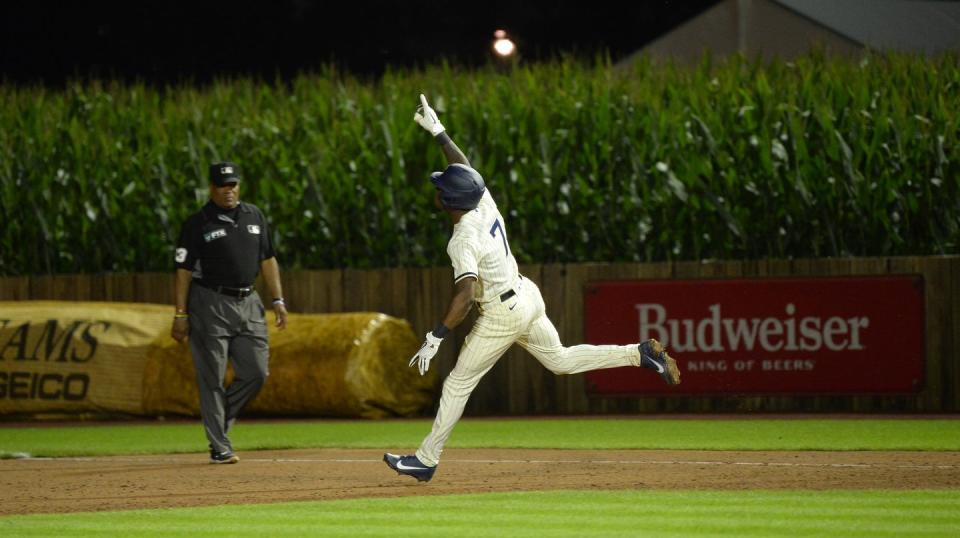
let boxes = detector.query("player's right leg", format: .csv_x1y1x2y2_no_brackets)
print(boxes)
515,280,641,375
516,280,679,384
518,314,643,374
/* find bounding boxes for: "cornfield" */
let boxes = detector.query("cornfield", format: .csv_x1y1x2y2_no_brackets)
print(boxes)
0,52,957,275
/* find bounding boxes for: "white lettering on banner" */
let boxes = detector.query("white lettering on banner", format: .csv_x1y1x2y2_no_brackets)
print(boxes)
635,303,869,353
203,229,227,242
684,358,816,373
762,359,816,371
686,360,729,372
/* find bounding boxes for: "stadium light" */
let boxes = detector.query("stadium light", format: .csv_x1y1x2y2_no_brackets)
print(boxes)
492,29,516,57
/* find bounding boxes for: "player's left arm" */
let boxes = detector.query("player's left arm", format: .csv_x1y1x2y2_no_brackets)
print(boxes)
438,135,470,167
415,93,470,167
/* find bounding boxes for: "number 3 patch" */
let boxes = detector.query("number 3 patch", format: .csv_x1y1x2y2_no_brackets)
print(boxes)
175,248,187,263
247,225,261,234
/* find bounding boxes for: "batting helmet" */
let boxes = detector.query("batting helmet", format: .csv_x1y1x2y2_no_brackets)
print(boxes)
430,164,486,210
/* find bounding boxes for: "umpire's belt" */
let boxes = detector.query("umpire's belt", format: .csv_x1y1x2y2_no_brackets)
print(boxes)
193,279,254,299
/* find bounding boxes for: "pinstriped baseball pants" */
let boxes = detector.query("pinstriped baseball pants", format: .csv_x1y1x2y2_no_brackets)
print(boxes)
416,277,641,466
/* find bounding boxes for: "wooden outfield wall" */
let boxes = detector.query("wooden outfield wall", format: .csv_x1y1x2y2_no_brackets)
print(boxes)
1,256,957,415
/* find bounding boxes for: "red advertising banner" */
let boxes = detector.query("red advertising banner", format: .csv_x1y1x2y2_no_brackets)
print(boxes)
584,277,925,395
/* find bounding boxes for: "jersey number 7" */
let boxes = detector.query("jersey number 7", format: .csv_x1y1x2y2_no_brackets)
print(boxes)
489,218,510,257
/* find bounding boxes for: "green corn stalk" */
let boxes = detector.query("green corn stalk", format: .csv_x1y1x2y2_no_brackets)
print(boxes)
0,51,957,275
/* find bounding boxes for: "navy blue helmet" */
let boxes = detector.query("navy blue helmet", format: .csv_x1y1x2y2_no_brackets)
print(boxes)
430,164,486,210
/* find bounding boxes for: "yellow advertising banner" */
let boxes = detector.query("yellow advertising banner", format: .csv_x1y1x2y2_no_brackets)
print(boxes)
0,301,431,418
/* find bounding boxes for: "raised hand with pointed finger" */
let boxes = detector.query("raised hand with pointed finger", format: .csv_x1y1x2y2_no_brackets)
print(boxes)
414,93,445,136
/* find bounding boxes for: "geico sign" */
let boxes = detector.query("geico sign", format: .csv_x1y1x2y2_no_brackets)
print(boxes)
637,303,869,353
0,371,90,400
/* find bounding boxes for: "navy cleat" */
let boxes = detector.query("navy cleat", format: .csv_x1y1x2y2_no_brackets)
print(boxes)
639,339,680,386
210,449,240,464
383,453,436,482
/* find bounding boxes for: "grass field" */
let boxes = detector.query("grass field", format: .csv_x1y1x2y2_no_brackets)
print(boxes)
2,489,959,537
2,418,960,457
2,418,959,536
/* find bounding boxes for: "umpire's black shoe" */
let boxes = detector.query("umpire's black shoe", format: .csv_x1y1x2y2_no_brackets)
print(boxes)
383,453,436,482
639,339,681,386
210,450,240,464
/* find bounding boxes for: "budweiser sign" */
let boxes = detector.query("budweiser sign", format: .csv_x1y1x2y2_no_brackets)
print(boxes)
637,303,869,353
583,277,925,395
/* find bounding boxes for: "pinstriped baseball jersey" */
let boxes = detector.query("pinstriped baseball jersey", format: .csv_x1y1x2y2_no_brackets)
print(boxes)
447,189,519,303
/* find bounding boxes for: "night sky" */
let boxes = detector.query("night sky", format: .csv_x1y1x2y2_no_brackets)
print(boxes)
2,1,718,85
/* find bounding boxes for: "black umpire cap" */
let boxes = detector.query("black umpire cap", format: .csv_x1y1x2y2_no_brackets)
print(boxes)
210,162,241,186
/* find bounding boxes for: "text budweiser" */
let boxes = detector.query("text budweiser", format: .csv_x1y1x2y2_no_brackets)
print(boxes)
636,303,869,353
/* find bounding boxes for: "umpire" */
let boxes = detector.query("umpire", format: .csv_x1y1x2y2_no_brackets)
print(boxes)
170,161,288,464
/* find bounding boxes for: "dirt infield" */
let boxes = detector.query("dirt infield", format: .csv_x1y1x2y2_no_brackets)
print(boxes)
3,448,959,515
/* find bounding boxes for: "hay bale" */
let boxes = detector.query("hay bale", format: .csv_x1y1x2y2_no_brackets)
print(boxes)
142,312,433,418
0,301,432,419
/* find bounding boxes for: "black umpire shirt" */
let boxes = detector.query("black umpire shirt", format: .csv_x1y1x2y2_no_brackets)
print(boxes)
174,201,275,288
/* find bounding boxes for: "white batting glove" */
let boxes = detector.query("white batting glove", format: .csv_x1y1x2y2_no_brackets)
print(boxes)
414,93,445,136
409,331,443,376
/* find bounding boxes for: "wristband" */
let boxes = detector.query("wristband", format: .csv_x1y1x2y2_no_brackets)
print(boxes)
431,323,450,339
435,132,451,146
174,314,189,319
272,298,285,306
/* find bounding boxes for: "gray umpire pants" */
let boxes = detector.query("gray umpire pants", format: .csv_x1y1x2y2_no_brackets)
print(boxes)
188,284,270,454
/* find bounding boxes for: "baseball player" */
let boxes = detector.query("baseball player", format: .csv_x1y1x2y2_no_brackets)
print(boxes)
384,95,680,482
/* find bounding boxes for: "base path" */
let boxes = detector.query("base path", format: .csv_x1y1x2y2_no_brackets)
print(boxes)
3,448,959,515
